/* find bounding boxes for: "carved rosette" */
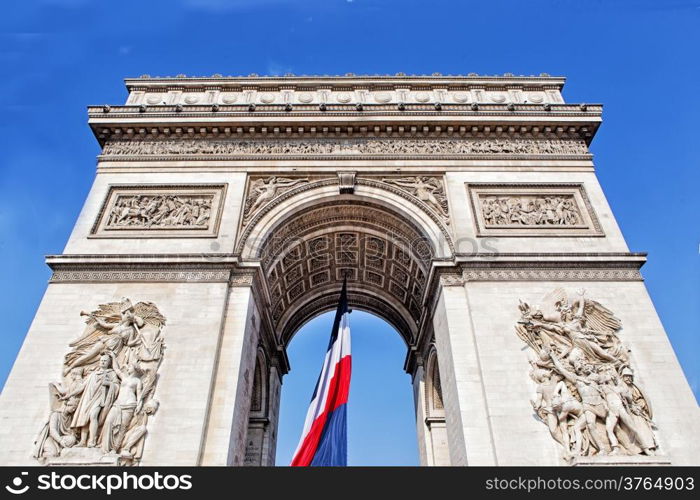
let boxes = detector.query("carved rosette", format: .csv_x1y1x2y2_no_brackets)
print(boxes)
33,298,166,466
515,289,657,461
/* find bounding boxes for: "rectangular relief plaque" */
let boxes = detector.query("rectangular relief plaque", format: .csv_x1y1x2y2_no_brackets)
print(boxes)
91,184,227,238
467,183,603,237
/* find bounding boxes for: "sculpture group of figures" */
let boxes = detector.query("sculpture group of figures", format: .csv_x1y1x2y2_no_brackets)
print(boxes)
107,194,212,228
515,289,657,460
101,138,589,157
482,196,580,226
33,298,166,465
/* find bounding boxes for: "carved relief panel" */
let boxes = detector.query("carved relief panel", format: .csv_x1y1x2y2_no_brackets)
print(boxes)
91,184,227,238
515,289,657,461
467,183,603,237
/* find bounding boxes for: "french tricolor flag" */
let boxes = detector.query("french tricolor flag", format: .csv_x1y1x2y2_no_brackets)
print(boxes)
291,279,351,466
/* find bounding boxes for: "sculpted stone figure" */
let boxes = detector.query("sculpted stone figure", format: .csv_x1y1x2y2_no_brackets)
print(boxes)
531,363,586,457
598,367,655,455
35,297,166,465
106,194,212,229
101,352,144,454
33,390,79,460
63,354,120,448
120,400,159,463
244,176,308,222
382,176,449,218
64,299,144,375
515,288,657,460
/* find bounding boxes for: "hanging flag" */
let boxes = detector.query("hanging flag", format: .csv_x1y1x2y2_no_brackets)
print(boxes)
290,278,351,466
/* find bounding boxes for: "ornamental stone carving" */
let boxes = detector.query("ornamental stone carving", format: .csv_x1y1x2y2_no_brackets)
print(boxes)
92,185,226,238
107,194,213,229
101,138,589,159
515,289,657,461
242,176,309,225
468,184,603,237
481,194,581,226
34,298,166,466
381,176,449,224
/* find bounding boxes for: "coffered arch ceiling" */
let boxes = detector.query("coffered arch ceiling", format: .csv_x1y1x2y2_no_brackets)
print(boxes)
257,200,435,347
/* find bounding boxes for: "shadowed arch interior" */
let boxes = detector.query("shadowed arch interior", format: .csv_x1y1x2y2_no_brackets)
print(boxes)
256,199,435,348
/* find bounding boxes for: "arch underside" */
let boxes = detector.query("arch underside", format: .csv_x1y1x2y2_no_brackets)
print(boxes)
257,200,436,347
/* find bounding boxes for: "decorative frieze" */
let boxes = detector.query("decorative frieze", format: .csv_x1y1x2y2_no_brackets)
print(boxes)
100,138,589,159
127,86,563,108
50,268,231,283
467,183,603,237
462,268,641,281
91,184,226,238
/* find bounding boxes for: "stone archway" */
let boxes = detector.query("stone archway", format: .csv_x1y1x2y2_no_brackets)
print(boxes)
232,183,459,466
5,74,692,468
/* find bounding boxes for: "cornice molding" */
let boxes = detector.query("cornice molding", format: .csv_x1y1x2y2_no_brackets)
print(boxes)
89,103,598,121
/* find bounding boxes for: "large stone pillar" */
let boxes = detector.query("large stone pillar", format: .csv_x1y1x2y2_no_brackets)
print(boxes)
431,275,497,465
199,280,260,465
262,365,282,465
411,365,430,465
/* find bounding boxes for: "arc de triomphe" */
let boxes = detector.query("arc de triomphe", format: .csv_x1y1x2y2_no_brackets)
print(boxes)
0,74,697,466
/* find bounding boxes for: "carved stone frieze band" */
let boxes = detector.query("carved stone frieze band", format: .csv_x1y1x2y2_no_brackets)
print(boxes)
230,271,256,287
438,273,465,287
99,138,589,160
467,183,603,237
50,267,232,283
462,268,642,281
125,84,566,108
91,184,227,238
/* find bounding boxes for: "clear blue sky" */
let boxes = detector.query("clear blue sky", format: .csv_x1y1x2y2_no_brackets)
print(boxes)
1,0,698,465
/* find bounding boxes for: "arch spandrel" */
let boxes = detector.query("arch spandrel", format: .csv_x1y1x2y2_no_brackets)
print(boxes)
237,180,454,259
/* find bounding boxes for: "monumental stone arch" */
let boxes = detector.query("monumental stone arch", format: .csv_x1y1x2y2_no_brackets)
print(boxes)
1,74,699,466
